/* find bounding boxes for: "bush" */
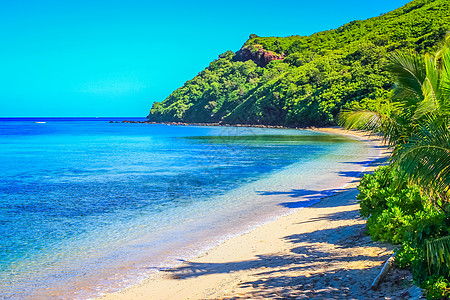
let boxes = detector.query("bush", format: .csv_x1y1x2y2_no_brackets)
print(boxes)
423,276,450,299
357,166,427,243
400,212,450,284
357,166,450,299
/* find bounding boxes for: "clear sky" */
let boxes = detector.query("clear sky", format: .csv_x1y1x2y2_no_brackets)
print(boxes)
0,0,410,117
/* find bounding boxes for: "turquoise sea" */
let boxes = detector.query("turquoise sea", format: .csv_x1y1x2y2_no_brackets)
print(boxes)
0,118,378,299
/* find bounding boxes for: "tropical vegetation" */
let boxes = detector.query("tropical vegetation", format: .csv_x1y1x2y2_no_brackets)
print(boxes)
148,0,450,126
340,36,450,298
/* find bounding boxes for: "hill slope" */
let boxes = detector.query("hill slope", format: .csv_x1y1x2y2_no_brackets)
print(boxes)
147,0,450,126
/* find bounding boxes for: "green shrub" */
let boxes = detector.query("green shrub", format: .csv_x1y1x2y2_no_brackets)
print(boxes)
357,165,450,298
395,240,420,269
423,276,450,299
357,166,427,243
400,212,450,284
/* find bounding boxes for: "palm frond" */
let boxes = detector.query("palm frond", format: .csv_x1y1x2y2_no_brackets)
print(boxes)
414,55,441,119
427,235,450,274
438,48,450,116
338,110,401,146
414,81,438,119
392,117,450,199
339,110,383,131
435,34,450,68
387,51,427,104
396,145,450,197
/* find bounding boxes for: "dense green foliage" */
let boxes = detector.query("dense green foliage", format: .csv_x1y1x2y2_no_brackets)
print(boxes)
358,167,450,299
357,166,430,244
148,0,450,126
341,31,450,298
340,37,450,206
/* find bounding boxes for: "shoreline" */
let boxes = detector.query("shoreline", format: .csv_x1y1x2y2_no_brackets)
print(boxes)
117,120,323,130
98,127,393,300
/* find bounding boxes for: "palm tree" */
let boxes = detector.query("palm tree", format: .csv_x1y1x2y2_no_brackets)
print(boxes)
339,36,450,209
340,37,450,276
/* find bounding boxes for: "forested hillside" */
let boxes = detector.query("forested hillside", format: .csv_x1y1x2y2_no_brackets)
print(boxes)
147,0,450,126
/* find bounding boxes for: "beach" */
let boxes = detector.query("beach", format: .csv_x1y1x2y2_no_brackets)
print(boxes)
98,128,399,299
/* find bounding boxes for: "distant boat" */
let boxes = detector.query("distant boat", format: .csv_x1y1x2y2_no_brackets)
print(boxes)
34,122,46,124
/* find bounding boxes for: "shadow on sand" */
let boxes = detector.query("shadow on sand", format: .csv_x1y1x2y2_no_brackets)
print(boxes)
160,143,392,298
164,200,391,298
254,153,389,209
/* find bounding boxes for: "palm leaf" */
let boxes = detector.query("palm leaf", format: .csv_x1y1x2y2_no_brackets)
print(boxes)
427,235,450,274
392,116,450,200
414,54,441,119
437,47,450,116
387,51,427,104
434,34,450,69
338,110,401,146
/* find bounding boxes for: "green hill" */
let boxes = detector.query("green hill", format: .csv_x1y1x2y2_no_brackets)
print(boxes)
147,0,450,126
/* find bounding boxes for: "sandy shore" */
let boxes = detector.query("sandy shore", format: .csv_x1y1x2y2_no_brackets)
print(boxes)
99,127,396,300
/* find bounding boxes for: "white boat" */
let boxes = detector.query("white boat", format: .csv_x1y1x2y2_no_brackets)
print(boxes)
34,122,46,124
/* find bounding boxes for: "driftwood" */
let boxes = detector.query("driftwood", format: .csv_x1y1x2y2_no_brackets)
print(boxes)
370,252,396,290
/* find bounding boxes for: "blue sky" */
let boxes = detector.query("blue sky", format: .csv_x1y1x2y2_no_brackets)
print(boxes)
0,0,410,117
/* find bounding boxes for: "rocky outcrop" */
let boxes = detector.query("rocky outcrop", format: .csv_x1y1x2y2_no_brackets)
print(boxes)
235,45,284,67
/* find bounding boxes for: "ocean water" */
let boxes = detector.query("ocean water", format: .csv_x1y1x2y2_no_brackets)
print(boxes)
0,118,378,299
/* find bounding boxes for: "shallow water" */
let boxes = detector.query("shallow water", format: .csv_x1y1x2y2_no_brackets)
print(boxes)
0,118,377,299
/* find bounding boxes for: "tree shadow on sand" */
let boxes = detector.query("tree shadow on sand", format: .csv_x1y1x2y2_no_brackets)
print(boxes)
337,170,364,178
256,186,360,209
164,223,388,274
224,267,384,299
256,187,354,209
294,202,361,224
342,153,389,168
165,223,391,298
255,152,388,209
